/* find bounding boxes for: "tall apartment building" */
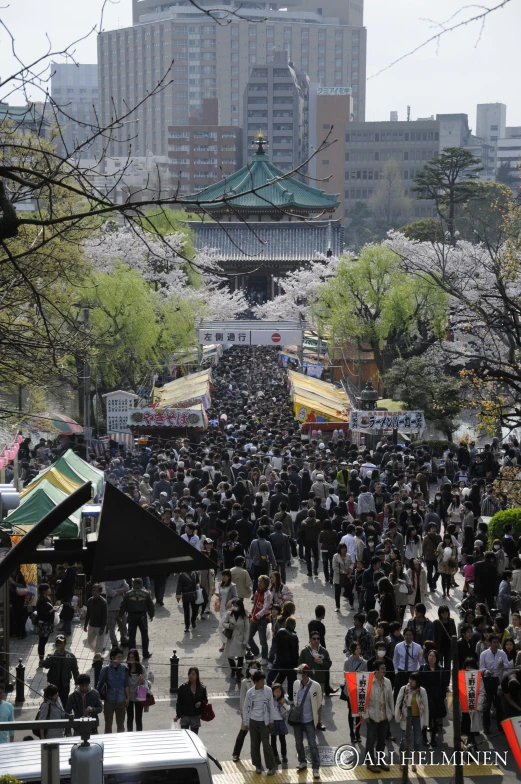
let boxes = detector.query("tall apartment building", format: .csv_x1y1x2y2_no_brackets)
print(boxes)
476,103,506,147
98,0,366,156
242,51,308,174
308,85,352,220
168,99,243,195
344,119,440,220
50,63,99,158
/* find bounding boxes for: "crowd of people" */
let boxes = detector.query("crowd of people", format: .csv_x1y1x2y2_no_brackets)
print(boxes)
7,345,521,774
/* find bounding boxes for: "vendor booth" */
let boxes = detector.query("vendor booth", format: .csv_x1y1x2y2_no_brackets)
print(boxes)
287,370,350,428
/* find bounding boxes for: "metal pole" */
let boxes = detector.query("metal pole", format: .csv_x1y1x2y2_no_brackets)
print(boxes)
83,307,90,431
451,634,465,784
170,649,179,693
15,657,25,703
401,705,412,784
42,743,60,784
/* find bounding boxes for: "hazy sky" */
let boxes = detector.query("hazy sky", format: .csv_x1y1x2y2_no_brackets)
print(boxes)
1,0,520,128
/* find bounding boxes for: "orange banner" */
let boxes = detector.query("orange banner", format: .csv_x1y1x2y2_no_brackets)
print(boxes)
345,671,374,717
502,717,521,772
458,670,482,713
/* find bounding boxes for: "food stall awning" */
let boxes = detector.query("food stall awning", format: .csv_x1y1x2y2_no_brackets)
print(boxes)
152,369,212,409
5,480,81,537
288,370,350,424
20,466,82,499
129,404,207,429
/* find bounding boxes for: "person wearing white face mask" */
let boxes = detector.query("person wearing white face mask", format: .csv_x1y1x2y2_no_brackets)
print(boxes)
232,660,263,762
367,641,395,685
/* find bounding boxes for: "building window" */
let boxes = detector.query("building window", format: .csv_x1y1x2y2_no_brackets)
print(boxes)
231,40,238,49
319,30,326,40
335,58,342,67
318,45,326,54
335,32,343,42
231,53,238,62
231,66,239,74
302,29,309,40
267,27,274,38
249,54,256,63
318,70,324,80
249,40,256,50
232,105,238,113
318,57,325,66
302,57,308,67
491,124,498,130
301,44,309,53
249,26,257,37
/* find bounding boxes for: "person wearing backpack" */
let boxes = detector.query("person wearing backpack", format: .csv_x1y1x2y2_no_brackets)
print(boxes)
35,684,66,739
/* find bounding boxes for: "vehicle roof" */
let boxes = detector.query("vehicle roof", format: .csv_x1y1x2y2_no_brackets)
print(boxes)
0,729,208,780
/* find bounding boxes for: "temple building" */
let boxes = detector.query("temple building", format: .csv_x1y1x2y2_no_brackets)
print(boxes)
182,135,343,302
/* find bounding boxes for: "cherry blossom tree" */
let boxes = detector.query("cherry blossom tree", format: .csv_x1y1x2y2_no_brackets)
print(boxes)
253,254,342,320
387,228,521,431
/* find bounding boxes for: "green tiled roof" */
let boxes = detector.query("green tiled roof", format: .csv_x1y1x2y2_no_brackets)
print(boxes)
182,144,339,214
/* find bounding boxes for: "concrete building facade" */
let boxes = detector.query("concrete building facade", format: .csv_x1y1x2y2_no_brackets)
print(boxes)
308,85,352,220
343,119,440,220
50,63,99,158
243,51,308,174
168,100,243,195
98,0,366,157
476,103,507,147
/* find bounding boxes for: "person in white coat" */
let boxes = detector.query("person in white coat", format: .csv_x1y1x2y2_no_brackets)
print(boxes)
292,664,322,779
223,599,250,683
394,673,429,772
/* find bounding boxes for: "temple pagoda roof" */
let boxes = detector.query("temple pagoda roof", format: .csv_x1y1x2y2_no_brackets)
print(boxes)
181,135,339,216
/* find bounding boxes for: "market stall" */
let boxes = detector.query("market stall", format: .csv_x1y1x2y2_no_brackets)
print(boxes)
287,369,350,429
152,368,213,409
4,479,81,537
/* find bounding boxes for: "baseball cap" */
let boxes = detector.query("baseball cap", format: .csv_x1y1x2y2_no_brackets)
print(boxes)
55,634,66,644
296,663,311,673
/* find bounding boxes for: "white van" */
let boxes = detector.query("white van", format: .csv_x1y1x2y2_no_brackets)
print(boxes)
0,729,215,783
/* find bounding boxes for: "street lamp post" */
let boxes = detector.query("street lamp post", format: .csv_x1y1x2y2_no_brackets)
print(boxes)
359,379,378,411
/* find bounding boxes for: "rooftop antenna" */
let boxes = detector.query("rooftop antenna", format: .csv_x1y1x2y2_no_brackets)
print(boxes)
407,105,411,122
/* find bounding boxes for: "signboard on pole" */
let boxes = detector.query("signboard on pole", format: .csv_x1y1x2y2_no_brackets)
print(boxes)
349,410,425,433
128,409,205,428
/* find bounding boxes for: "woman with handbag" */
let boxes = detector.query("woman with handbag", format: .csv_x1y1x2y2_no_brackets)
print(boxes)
433,605,457,688
126,648,153,732
176,570,201,634
223,599,250,683
36,583,56,668
332,544,353,611
175,666,208,735
217,569,238,652
377,577,397,624
436,534,459,599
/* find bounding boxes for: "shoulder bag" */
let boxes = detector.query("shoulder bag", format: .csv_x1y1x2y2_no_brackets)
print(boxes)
32,702,52,738
201,702,215,722
288,681,312,726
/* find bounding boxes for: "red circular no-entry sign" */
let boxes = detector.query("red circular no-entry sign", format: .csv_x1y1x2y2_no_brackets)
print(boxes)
271,332,281,343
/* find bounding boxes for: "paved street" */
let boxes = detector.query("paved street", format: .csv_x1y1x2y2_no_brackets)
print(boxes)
7,556,517,782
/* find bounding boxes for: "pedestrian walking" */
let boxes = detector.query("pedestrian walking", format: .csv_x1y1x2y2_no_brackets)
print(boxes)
175,667,208,735
243,671,277,775
97,647,129,734
120,578,154,658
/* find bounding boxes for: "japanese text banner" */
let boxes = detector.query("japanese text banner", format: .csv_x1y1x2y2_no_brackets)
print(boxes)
349,410,425,433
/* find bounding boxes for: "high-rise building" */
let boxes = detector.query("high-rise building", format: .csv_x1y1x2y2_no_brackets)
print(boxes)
496,126,521,191
476,103,506,147
243,51,308,174
50,63,99,158
308,84,352,220
168,99,243,195
98,0,366,157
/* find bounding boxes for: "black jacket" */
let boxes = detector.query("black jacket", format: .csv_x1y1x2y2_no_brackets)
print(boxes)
270,531,291,562
474,560,498,596
433,618,457,651
367,654,395,685
269,492,289,517
379,592,397,624
275,627,299,666
66,687,103,726
419,664,447,719
457,637,477,668
175,682,208,717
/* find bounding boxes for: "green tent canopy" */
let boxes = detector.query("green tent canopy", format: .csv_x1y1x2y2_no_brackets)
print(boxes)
53,449,105,494
24,449,104,496
5,479,80,538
